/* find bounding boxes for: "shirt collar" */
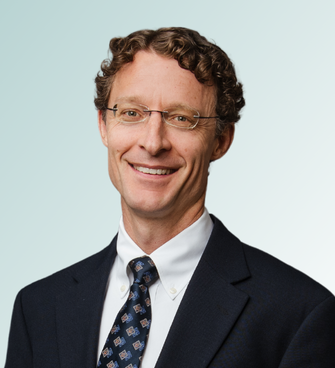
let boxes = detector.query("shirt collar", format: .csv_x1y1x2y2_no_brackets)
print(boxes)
116,208,213,300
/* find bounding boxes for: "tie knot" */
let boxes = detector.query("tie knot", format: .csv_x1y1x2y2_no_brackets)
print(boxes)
129,256,159,286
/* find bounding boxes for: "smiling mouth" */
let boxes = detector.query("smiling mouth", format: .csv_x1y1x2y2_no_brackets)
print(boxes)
133,165,175,175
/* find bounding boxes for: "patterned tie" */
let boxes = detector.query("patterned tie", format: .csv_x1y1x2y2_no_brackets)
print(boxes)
98,256,159,368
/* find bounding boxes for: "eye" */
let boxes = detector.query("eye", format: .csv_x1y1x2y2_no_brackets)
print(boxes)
165,109,197,128
168,114,191,123
116,104,146,123
174,116,188,122
125,110,139,117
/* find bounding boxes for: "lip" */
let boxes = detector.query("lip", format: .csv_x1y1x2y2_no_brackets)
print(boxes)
129,163,178,176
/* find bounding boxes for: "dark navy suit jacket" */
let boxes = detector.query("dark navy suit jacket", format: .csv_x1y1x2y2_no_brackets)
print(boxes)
5,216,335,367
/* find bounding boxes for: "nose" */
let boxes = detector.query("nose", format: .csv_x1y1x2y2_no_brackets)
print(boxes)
137,111,172,156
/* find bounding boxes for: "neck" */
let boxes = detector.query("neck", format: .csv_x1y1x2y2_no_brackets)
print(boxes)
121,202,205,254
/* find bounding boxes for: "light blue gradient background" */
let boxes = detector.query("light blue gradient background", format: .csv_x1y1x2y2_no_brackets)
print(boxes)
1,0,334,363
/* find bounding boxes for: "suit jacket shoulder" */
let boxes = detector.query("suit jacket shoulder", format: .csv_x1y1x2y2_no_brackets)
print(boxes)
156,215,335,368
6,237,117,368
19,237,117,304
241,239,332,308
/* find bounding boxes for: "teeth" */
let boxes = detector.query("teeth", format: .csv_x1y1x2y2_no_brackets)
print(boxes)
134,166,172,175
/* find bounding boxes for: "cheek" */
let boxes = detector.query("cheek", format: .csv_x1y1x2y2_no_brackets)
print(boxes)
106,131,127,179
181,134,215,164
177,142,211,183
106,126,133,158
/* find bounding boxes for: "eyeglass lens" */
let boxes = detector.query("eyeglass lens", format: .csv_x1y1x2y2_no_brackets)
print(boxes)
110,103,199,129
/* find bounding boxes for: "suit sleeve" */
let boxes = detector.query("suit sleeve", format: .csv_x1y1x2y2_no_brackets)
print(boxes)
278,295,335,368
5,290,33,368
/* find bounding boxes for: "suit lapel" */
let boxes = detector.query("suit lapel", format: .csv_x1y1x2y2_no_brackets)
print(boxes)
155,216,251,368
55,239,117,368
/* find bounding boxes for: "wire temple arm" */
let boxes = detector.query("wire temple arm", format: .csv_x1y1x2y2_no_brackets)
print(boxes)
197,116,220,119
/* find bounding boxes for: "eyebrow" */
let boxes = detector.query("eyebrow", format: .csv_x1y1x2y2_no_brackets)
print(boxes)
113,96,144,104
113,96,199,111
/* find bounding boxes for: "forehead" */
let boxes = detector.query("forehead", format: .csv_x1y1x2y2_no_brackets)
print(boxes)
109,51,215,112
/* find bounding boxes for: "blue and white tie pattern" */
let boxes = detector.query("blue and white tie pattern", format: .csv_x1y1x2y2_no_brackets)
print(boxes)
98,256,158,368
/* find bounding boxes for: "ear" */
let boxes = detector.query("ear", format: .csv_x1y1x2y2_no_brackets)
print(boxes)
98,110,108,147
210,125,235,161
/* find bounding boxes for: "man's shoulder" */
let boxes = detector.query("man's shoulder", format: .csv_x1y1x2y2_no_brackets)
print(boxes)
19,236,117,306
243,242,333,299
210,215,333,304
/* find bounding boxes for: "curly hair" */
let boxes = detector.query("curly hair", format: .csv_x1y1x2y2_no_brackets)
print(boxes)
94,27,245,136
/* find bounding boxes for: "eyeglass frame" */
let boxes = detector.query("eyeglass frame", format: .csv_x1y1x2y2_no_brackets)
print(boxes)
104,103,221,130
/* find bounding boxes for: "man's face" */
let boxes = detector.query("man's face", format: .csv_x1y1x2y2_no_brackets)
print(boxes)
98,51,233,222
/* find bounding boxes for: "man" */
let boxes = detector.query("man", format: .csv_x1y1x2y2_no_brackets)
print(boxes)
5,27,335,368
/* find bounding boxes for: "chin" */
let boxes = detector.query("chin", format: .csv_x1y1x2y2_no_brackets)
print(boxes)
123,195,176,218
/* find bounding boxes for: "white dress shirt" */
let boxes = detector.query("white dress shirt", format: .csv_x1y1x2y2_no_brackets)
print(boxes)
97,208,214,367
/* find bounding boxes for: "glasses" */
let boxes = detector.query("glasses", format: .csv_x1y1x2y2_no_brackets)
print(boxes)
105,102,219,129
